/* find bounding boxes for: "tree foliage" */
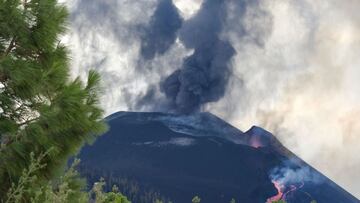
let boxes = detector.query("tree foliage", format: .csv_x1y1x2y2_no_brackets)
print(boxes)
0,0,319,202
0,0,106,200
5,155,88,203
191,196,201,203
91,178,131,203
3,153,129,203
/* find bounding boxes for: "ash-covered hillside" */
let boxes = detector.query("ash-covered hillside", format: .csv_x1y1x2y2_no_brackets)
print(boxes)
78,111,359,203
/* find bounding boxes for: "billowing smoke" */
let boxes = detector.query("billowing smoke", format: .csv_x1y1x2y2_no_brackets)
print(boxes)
160,0,235,113
270,159,324,186
268,159,324,202
140,0,182,60
62,0,188,113
62,0,360,198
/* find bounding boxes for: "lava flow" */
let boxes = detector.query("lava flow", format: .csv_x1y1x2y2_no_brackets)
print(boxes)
266,181,284,203
266,181,306,203
283,181,305,200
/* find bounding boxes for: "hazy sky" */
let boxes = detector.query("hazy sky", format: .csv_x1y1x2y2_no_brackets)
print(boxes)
61,0,360,198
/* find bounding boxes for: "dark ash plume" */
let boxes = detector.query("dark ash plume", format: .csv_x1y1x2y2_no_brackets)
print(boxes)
140,0,183,60
161,0,236,114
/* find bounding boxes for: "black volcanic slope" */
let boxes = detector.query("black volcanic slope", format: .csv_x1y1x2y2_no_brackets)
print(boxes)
78,112,359,203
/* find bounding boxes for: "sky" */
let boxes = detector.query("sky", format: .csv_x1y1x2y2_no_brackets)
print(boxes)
61,0,360,198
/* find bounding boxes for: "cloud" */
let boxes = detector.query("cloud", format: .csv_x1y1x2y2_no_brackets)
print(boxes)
207,0,360,197
63,0,190,114
140,0,183,60
63,0,360,198
173,0,203,20
160,0,259,113
270,159,324,186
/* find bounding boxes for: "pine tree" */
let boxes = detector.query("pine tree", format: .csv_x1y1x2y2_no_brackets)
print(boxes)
0,0,106,199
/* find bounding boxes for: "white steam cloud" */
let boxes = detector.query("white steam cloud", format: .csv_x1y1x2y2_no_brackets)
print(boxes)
209,0,360,197
62,0,360,198
270,159,325,187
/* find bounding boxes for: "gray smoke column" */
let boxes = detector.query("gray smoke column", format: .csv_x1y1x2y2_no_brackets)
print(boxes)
161,0,235,113
140,0,183,60
62,0,360,198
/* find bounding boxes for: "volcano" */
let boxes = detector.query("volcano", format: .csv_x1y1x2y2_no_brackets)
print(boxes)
78,111,359,203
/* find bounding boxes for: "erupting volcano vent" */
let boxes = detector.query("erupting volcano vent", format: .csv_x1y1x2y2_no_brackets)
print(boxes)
249,138,263,148
244,126,273,148
78,111,360,203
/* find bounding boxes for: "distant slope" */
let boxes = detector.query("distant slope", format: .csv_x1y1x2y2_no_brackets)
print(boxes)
78,111,359,203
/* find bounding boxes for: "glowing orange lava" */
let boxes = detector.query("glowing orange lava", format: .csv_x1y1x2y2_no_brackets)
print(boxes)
266,181,284,203
283,181,305,200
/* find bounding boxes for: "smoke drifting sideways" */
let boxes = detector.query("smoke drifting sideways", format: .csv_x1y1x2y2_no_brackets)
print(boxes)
270,159,324,188
207,0,360,198
268,159,324,202
63,0,360,199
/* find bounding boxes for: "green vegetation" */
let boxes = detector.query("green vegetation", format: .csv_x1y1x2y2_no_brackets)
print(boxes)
3,152,129,203
192,196,201,203
83,168,173,202
0,0,324,203
5,155,88,203
0,0,107,201
92,178,131,203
